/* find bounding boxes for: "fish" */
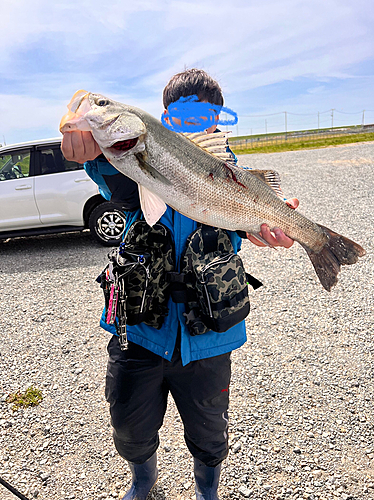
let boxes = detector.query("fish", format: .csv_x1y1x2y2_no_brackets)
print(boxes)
60,90,366,291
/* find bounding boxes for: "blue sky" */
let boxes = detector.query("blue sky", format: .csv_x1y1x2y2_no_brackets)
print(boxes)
1,0,373,145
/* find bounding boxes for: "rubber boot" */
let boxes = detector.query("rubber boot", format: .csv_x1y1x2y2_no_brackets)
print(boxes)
121,452,158,500
194,458,221,500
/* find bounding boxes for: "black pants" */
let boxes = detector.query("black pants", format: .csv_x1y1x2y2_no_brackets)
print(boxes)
105,335,231,467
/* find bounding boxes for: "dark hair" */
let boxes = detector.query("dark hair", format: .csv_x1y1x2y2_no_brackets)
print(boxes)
163,68,224,109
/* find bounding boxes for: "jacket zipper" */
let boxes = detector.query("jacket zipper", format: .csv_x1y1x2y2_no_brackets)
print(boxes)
200,253,235,274
140,264,150,314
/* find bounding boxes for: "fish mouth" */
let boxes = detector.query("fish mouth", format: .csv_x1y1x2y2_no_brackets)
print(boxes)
109,137,139,152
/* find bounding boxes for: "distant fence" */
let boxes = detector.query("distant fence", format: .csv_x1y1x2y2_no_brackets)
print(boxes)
229,124,374,150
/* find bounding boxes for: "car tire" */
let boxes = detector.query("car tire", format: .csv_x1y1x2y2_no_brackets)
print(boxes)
88,202,126,246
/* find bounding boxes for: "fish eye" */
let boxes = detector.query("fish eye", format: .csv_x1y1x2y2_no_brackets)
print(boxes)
96,98,109,107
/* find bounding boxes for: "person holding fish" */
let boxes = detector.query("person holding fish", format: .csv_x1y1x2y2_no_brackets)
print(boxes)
60,69,363,500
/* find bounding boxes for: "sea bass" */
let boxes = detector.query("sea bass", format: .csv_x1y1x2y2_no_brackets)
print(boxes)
60,90,366,291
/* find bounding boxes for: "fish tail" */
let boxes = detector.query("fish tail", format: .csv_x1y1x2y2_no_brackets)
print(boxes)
301,225,366,291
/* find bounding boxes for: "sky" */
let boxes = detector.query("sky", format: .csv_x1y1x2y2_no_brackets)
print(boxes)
1,0,373,145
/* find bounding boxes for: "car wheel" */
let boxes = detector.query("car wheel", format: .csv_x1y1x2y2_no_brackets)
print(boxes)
88,202,126,246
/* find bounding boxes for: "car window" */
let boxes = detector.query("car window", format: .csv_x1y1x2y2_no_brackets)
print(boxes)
0,150,31,181
38,147,83,175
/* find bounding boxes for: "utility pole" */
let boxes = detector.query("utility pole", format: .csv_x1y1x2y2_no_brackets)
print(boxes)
318,111,320,131
331,109,335,131
265,119,267,139
362,110,365,129
284,111,287,139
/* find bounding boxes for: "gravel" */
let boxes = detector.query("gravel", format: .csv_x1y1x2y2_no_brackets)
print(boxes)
1,142,373,500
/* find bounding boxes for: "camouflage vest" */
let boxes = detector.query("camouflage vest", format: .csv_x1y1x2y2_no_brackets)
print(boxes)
99,220,174,347
99,220,261,347
168,226,262,336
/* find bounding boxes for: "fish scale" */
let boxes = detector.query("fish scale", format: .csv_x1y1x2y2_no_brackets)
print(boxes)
140,115,326,245
60,91,366,291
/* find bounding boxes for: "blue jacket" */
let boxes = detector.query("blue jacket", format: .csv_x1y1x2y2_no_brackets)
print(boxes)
85,157,246,366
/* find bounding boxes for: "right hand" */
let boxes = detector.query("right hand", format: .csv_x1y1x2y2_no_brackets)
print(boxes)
61,131,102,163
246,198,300,248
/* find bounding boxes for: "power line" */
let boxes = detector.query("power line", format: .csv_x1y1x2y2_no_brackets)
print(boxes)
334,110,362,115
287,112,316,116
235,107,374,136
238,108,369,118
240,111,285,117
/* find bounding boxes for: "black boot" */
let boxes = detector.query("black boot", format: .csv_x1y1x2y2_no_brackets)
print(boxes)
121,452,158,500
194,458,221,500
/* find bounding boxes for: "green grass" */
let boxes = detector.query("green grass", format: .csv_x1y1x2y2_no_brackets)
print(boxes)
6,386,43,411
0,154,30,176
17,156,30,175
231,132,374,155
231,124,366,142
0,156,9,169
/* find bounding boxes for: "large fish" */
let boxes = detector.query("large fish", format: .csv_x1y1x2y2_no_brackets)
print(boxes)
60,90,365,291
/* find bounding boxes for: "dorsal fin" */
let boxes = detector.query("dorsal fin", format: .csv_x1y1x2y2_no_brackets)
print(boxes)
248,169,284,198
181,131,236,165
182,133,283,197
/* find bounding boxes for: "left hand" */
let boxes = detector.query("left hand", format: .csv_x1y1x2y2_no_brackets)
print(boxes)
61,130,102,163
247,198,299,248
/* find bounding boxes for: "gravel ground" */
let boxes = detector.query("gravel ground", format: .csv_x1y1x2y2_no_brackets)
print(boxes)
0,142,373,500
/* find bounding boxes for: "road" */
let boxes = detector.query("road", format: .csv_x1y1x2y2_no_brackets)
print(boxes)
0,142,373,500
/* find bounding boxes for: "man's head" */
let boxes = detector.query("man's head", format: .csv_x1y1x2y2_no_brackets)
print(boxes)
163,69,224,109
163,69,223,133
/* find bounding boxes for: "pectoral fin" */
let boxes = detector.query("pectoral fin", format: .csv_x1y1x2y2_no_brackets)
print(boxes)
135,152,172,185
134,152,169,225
138,185,167,227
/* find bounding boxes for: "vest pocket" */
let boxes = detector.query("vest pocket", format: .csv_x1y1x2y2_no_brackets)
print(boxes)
195,253,250,333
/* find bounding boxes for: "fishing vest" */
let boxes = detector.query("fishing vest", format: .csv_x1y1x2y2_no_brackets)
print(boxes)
98,219,262,349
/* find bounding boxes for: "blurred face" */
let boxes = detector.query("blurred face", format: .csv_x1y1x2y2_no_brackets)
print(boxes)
163,100,219,133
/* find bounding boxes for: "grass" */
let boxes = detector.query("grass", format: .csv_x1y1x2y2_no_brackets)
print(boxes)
6,386,43,411
0,153,30,175
0,156,8,169
232,124,365,142
230,132,374,155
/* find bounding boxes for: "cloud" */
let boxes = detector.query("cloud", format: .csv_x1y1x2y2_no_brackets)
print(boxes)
0,94,64,143
307,86,326,95
1,0,373,142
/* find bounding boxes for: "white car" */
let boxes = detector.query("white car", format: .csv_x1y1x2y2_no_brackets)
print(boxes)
0,138,127,246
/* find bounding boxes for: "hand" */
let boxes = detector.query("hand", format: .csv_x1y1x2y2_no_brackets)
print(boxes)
61,131,102,163
247,198,299,248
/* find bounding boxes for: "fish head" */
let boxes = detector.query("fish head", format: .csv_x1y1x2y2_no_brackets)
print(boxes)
60,90,147,158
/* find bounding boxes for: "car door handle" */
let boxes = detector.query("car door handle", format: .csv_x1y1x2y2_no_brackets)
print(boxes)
15,185,32,190
74,178,91,183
